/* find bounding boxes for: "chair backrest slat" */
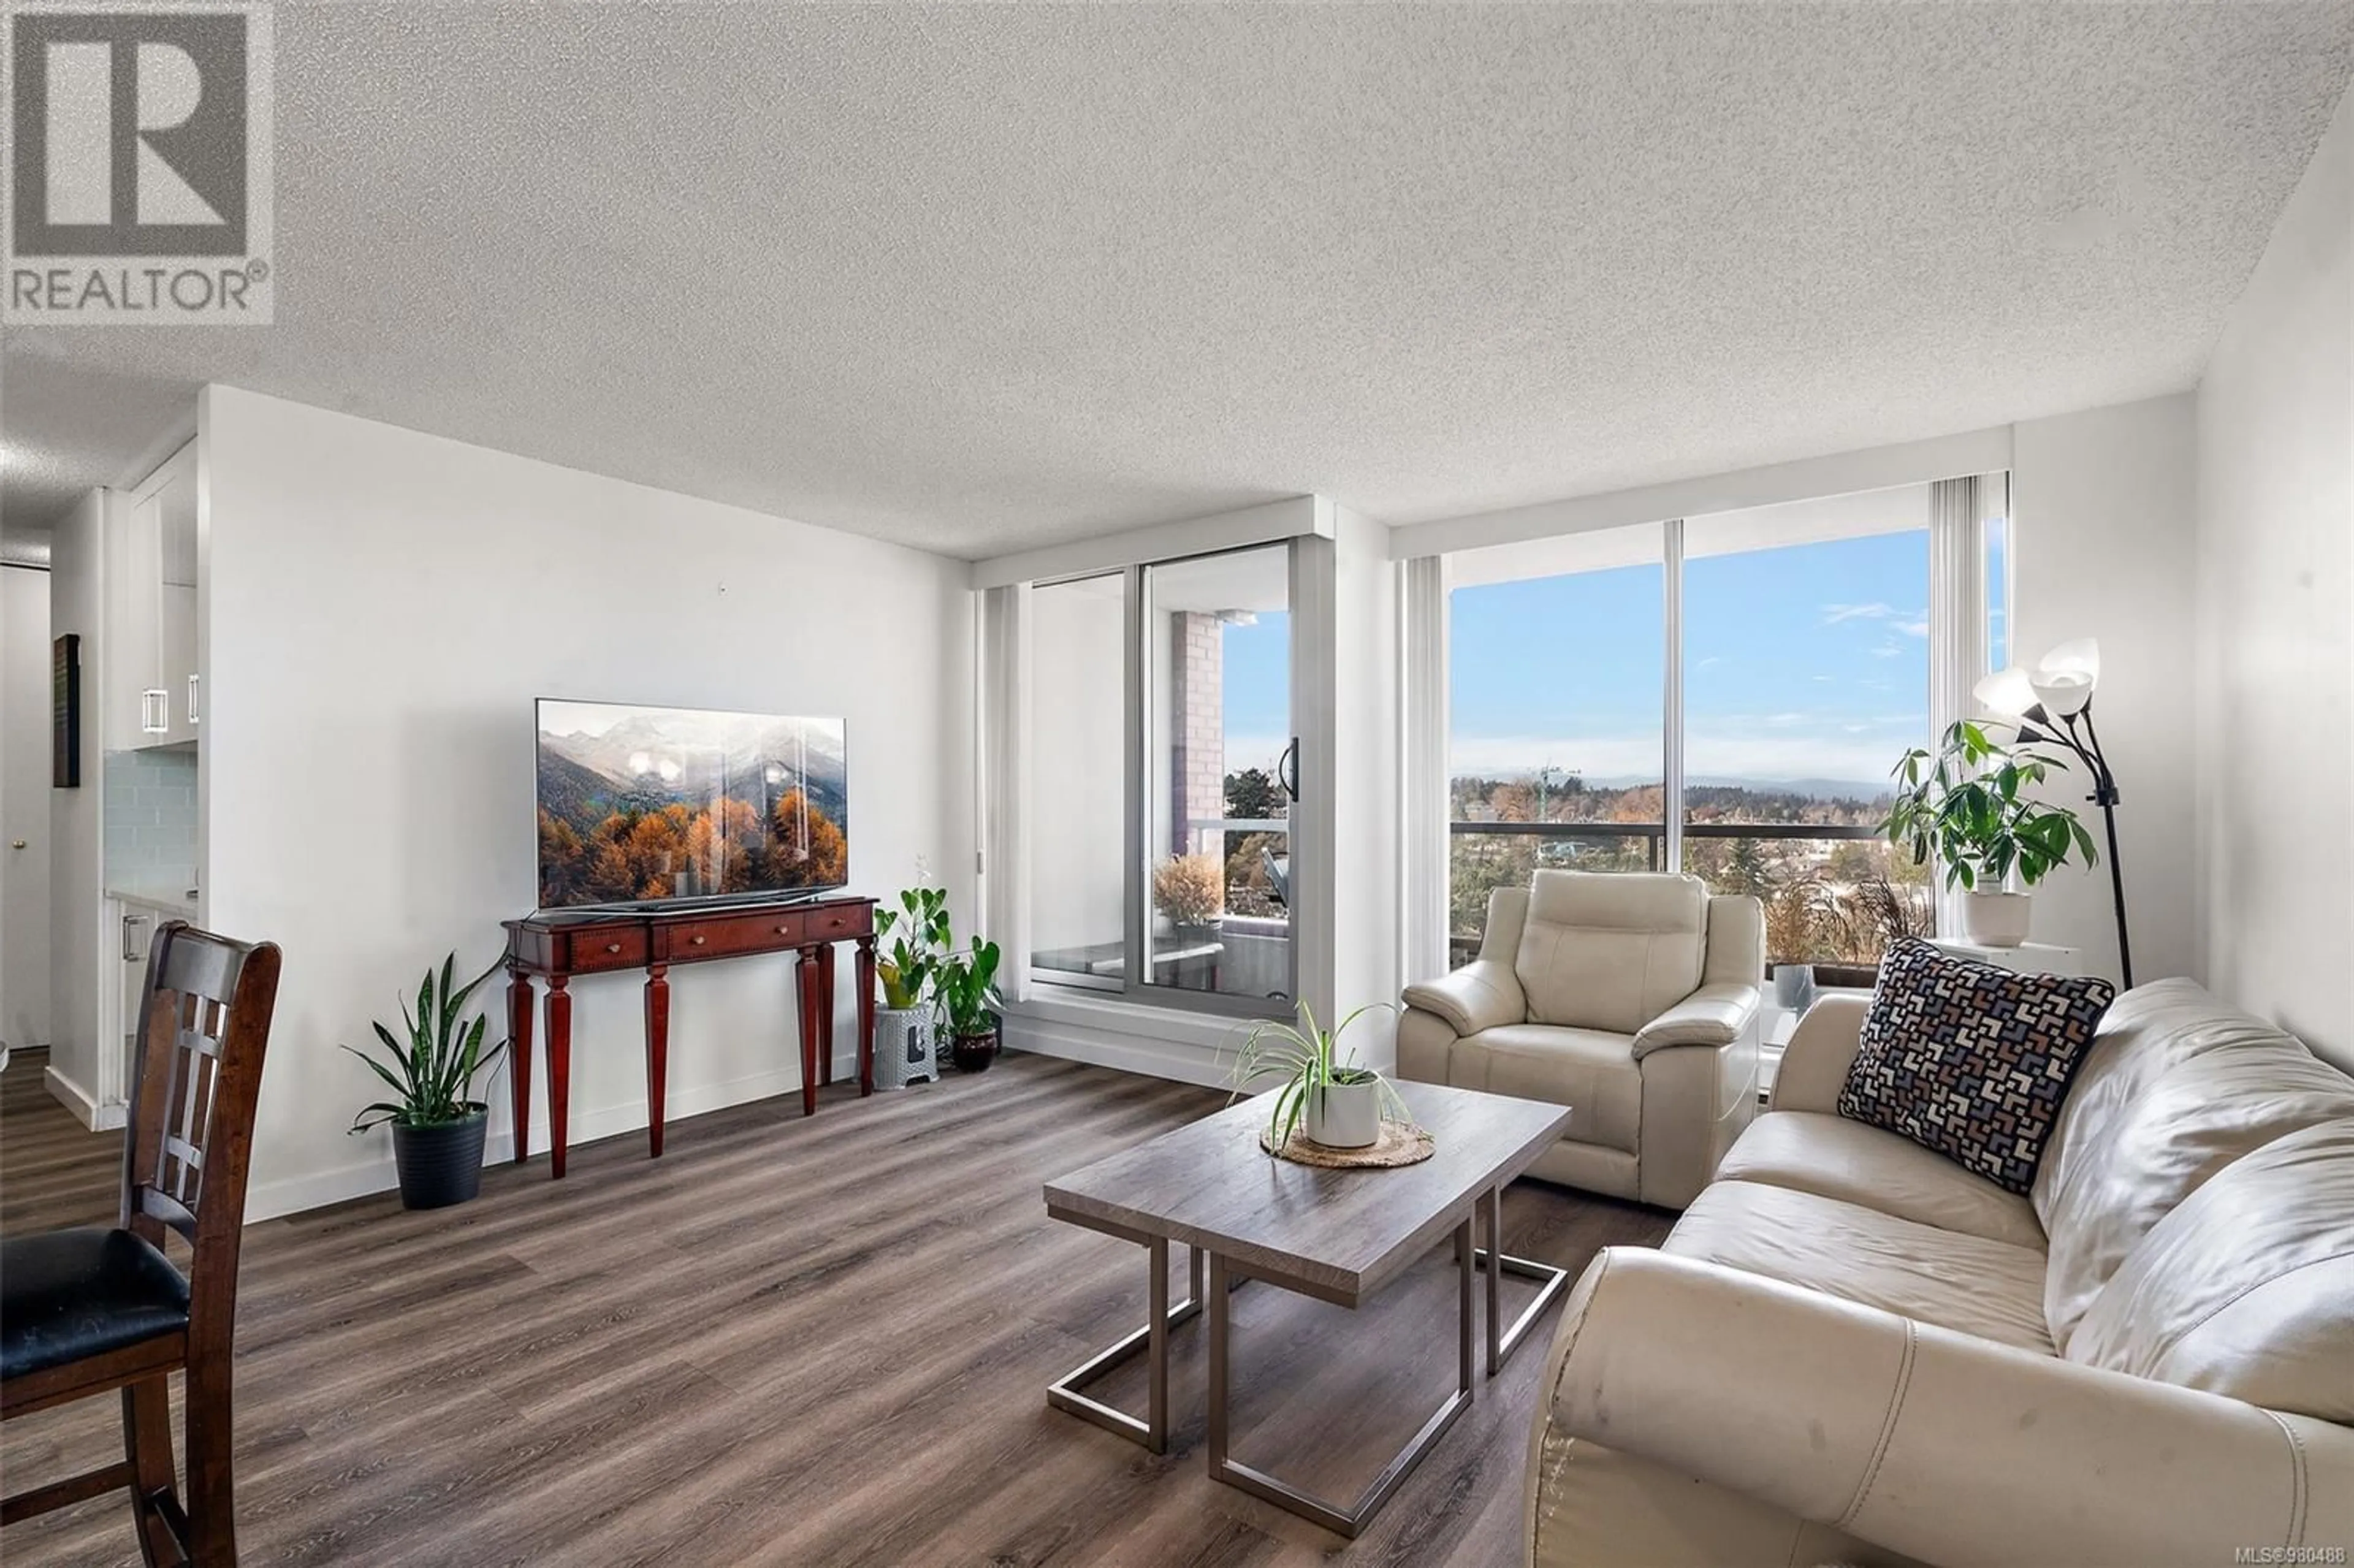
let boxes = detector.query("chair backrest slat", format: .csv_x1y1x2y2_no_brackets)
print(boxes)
158,935,246,1007
122,923,281,1299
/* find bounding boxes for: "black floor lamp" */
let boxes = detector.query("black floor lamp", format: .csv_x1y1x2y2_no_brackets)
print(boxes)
1973,639,2133,989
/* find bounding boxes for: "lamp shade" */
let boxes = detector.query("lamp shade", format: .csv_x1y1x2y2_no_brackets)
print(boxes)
1973,666,2037,721
2028,637,2100,717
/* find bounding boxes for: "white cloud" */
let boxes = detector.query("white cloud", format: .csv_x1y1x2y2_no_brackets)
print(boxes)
1869,645,1905,659
1821,603,1930,639
1223,734,1290,774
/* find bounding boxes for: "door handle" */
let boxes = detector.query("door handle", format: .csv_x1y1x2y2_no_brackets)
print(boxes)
1278,738,1300,802
9,840,24,850
188,674,201,726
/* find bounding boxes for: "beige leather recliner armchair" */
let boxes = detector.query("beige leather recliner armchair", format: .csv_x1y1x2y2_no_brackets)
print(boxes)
1397,871,1764,1210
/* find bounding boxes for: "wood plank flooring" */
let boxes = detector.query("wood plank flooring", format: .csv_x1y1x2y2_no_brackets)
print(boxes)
0,1047,1670,1566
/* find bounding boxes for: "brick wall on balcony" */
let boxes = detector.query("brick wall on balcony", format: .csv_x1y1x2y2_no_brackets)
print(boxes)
1170,612,1224,859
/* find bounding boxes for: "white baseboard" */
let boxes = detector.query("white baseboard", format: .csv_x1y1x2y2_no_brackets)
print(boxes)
244,1130,522,1222
243,1059,834,1223
1004,1014,1232,1089
44,1064,124,1131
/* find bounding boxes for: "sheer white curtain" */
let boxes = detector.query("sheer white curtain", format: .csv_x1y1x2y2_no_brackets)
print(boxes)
978,584,1032,1002
1398,557,1450,983
1928,474,1995,935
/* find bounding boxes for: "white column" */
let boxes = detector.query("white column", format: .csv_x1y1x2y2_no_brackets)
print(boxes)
978,584,1033,1001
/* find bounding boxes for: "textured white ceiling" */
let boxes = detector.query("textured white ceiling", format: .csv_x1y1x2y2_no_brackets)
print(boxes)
4,3,2349,556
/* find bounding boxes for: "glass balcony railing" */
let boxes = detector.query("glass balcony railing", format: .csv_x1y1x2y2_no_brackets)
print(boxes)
1449,821,1932,973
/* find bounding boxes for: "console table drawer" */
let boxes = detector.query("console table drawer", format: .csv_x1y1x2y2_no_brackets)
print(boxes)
806,903,872,942
562,927,650,973
665,911,804,960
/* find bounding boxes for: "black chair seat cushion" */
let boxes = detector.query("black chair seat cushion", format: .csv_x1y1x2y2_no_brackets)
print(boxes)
1,1228,191,1382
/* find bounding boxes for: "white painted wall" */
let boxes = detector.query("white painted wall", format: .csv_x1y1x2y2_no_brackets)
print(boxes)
2193,85,2353,1073
45,491,110,1121
2,565,53,1049
2010,393,2200,989
199,386,975,1219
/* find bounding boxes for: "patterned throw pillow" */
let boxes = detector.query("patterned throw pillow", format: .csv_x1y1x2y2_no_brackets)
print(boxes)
1837,937,2116,1195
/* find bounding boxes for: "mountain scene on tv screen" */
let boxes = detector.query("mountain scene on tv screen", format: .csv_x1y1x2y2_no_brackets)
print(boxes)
535,704,848,908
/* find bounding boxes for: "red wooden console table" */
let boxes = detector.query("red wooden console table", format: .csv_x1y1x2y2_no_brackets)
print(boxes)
502,894,877,1179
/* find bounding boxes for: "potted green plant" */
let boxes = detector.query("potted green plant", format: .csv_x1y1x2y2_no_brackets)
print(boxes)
1881,720,2098,948
935,938,1004,1073
345,954,507,1210
1228,1000,1404,1151
874,885,951,1086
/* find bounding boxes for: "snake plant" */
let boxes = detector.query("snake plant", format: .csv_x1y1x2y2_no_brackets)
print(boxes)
345,953,508,1132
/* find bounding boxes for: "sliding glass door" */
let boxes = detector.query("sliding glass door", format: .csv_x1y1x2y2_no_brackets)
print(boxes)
1027,574,1128,992
1023,542,1298,1016
1142,544,1294,1005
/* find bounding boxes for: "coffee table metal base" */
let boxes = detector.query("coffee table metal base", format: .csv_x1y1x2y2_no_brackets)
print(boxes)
1046,1233,1205,1455
1205,1217,1476,1540
1479,1184,1572,1377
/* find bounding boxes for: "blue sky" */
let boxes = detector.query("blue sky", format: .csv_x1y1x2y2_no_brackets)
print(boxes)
1222,611,1291,774
1449,531,1933,790
1211,523,1979,794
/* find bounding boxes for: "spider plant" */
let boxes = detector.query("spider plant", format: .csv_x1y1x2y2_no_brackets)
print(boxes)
345,953,508,1132
1227,999,1405,1149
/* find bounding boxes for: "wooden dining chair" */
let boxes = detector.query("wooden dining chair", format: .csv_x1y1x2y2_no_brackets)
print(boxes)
1,921,282,1567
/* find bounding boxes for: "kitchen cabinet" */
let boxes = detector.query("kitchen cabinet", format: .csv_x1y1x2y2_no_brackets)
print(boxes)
110,441,200,750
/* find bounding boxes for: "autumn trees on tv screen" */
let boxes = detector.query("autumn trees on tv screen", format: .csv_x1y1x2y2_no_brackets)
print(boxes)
538,790,847,907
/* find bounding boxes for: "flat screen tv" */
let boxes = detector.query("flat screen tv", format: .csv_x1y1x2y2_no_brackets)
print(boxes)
534,699,848,911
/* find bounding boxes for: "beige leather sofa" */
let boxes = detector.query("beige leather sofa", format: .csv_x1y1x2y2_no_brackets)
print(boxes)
1526,978,2354,1568
1399,872,1764,1210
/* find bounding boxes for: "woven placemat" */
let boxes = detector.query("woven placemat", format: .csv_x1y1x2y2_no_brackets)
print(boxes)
1259,1119,1436,1168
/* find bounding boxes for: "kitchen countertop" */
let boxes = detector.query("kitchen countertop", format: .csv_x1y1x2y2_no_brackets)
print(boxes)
107,885,201,917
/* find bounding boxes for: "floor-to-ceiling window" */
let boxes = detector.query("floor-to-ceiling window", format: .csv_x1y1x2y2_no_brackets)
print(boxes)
1442,478,2003,972
1447,523,1664,965
1682,492,1933,969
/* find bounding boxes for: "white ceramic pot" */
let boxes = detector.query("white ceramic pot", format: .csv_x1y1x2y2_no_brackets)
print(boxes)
1960,891,2033,948
1304,1078,1381,1149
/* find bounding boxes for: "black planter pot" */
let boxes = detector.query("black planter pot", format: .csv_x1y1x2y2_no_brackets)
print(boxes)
391,1108,489,1211
950,1027,1000,1073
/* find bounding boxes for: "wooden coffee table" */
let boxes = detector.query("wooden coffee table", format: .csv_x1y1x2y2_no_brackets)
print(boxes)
1043,1080,1575,1537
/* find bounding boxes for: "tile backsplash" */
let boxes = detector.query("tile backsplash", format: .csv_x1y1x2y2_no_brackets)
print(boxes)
104,748,198,892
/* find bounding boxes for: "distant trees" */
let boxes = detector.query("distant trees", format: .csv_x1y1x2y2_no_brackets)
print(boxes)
1444,772,1928,969
1224,767,1286,821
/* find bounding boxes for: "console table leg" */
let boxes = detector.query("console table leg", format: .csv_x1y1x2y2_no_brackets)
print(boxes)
795,948,820,1117
855,937,877,1095
545,975,572,1180
816,943,837,1086
644,963,670,1159
507,969,535,1166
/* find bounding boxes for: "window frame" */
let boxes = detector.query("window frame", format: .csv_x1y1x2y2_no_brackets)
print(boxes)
1431,474,2005,965
1022,543,1302,1022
